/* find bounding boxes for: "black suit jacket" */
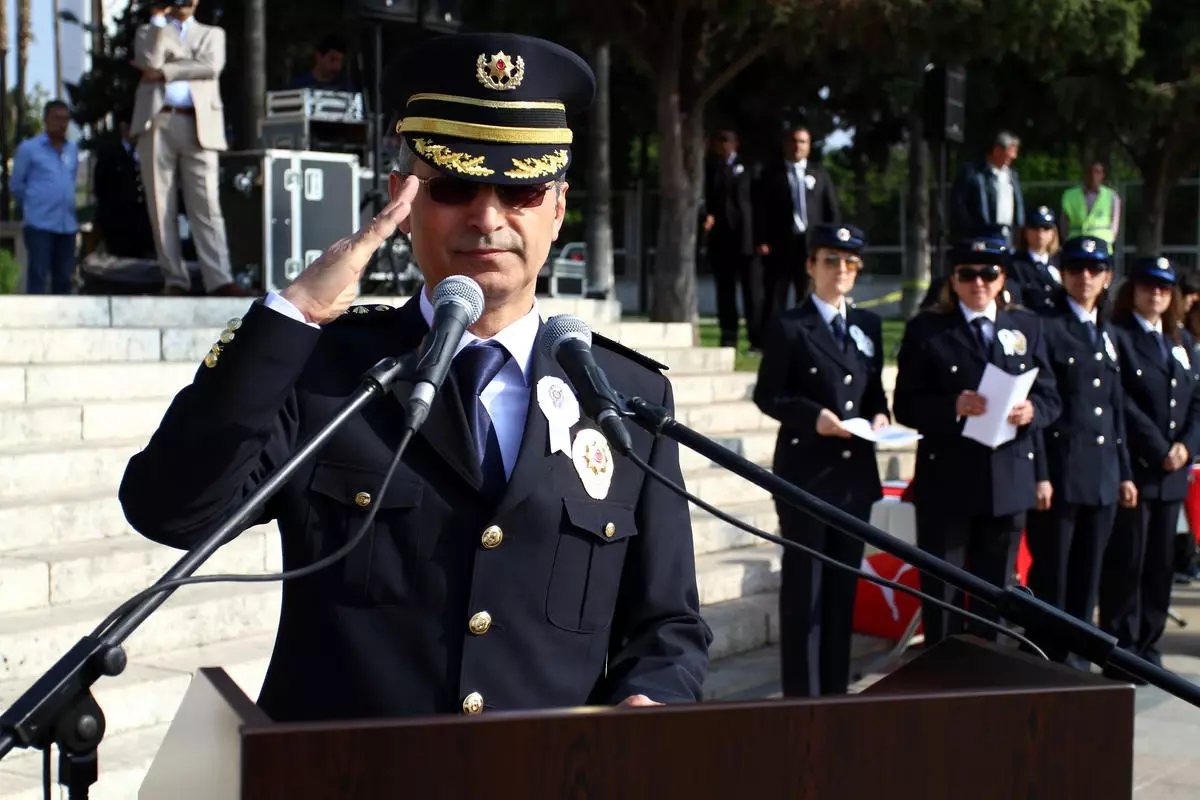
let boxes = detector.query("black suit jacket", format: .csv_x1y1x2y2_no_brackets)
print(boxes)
1007,252,1063,316
1038,308,1132,506
92,138,155,258
118,298,711,722
950,157,1026,241
703,153,754,255
752,159,839,254
893,306,1061,518
1110,318,1200,501
753,298,888,508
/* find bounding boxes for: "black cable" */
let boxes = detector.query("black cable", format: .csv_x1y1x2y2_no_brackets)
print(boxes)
91,427,414,641
42,747,50,800
623,450,1050,661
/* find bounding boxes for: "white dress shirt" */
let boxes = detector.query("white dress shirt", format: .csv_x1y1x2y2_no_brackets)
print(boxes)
1134,312,1164,335
151,15,195,108
992,165,1015,227
262,289,539,478
1067,296,1098,325
959,300,998,326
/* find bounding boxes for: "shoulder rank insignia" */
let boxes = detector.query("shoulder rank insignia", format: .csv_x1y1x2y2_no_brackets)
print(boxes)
592,332,669,372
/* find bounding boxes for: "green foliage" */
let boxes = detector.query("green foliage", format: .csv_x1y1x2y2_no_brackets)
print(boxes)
5,84,48,152
0,249,20,294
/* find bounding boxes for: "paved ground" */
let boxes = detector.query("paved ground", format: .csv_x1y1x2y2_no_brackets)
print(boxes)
706,582,1200,797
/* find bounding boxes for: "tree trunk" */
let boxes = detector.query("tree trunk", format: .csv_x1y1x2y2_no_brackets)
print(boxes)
0,0,9,219
241,0,267,150
584,42,614,300
52,0,64,100
16,0,29,146
901,101,930,319
1135,148,1171,257
650,17,700,324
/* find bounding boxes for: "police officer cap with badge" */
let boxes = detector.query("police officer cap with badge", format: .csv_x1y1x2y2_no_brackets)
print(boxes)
120,33,711,723
754,220,891,698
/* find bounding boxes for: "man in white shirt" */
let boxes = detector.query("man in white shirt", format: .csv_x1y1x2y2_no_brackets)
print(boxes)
131,1,249,296
950,131,1026,247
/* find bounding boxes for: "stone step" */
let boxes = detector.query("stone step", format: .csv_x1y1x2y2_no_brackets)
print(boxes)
639,346,735,374
0,295,622,330
669,372,757,405
695,546,781,608
674,401,777,435
0,581,283,683
678,430,777,473
0,440,142,503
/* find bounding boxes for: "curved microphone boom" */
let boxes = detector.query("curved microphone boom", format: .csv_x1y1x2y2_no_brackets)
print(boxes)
404,275,485,434
541,315,635,455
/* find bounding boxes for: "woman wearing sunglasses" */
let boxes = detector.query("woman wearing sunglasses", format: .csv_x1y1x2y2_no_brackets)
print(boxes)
1023,236,1136,668
1098,256,1200,681
753,223,889,698
894,237,1061,647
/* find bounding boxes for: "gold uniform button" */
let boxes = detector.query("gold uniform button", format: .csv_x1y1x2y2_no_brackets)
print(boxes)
481,525,503,548
203,352,219,369
219,330,236,344
469,611,492,635
604,522,616,538
462,692,484,715
354,491,372,508
226,318,242,331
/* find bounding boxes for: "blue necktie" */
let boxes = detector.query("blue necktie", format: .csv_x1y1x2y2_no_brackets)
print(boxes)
830,314,849,351
972,317,993,352
452,342,510,499
1085,320,1099,348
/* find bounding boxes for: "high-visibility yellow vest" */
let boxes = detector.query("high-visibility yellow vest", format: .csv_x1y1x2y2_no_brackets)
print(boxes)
1062,185,1116,245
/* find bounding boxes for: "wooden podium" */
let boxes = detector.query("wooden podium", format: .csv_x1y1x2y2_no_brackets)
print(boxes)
138,637,1135,799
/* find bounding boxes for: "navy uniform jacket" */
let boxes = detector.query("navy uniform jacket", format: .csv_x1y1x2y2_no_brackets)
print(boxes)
1110,318,1200,502
1007,252,1063,316
1037,307,1132,506
753,299,888,508
893,306,1061,517
118,299,711,722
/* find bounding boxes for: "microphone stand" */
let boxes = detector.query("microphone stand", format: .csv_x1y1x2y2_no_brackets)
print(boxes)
0,355,416,799
620,395,1200,710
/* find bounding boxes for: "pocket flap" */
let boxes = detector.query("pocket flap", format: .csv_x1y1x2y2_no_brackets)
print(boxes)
309,462,423,510
562,498,637,542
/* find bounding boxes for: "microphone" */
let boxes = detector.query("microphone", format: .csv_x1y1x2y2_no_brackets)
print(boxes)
404,275,485,434
541,315,635,456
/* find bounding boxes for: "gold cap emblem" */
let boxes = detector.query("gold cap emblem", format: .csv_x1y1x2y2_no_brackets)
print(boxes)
477,51,525,91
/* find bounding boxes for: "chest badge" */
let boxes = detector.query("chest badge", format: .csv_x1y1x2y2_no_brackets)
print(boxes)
1103,331,1118,361
572,428,613,500
537,376,580,456
1173,345,1191,370
997,328,1027,357
848,324,874,357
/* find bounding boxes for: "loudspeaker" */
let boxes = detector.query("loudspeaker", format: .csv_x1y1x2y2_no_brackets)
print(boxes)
924,65,965,144
355,0,461,29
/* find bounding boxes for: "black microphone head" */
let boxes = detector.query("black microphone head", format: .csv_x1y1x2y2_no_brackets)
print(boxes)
431,275,485,325
541,315,593,360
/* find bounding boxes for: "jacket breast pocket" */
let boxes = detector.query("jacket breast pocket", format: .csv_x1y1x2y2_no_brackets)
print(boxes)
547,498,638,633
306,461,424,607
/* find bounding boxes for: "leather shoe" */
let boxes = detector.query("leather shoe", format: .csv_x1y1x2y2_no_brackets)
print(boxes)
208,283,255,298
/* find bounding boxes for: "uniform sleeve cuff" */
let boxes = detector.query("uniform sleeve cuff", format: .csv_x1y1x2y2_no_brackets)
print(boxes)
263,291,320,329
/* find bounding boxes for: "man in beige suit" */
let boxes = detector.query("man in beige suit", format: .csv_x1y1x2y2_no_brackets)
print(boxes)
131,2,249,296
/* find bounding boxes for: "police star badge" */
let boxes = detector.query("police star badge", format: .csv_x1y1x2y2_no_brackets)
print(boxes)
572,428,614,500
476,51,525,91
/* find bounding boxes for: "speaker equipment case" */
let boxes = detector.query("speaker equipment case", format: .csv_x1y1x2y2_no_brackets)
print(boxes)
924,64,966,144
219,149,361,293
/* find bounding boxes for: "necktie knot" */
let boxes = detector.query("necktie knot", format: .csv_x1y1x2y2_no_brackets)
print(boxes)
971,316,992,350
453,341,509,398
830,314,848,349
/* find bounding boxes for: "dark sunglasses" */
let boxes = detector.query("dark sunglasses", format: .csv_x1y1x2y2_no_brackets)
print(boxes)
821,253,863,270
1062,262,1110,276
955,265,1003,283
408,175,553,209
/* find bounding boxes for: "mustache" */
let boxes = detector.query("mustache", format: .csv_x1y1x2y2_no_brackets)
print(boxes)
453,233,525,254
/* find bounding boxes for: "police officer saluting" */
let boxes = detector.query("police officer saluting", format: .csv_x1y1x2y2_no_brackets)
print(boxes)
1100,256,1200,679
894,238,1061,647
118,33,711,722
753,223,889,697
1024,236,1136,667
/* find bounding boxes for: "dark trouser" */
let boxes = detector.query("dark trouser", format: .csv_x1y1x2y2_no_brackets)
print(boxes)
777,499,869,698
709,235,761,348
22,226,76,294
764,232,809,324
1099,500,1181,660
1026,502,1116,665
914,506,1023,647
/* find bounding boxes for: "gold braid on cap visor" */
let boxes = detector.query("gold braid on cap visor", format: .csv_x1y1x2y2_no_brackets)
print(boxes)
399,117,573,145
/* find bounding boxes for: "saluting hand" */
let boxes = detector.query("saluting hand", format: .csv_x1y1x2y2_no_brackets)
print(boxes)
956,390,986,417
1007,400,1034,427
816,408,852,438
281,176,419,324
1119,481,1138,509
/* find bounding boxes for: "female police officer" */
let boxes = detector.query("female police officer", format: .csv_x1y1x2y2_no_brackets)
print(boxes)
1007,205,1064,315
1100,256,1200,678
1024,236,1137,667
753,223,889,697
894,237,1060,647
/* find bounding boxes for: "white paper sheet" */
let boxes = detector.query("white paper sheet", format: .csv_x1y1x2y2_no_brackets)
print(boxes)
961,363,1040,448
840,417,924,447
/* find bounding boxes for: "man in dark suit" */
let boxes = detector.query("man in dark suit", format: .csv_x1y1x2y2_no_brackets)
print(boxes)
702,128,759,348
950,131,1026,247
92,113,157,259
753,125,840,322
119,32,711,723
